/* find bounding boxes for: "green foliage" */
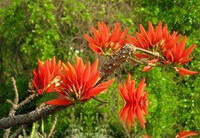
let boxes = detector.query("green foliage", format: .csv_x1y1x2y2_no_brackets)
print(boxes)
0,0,200,137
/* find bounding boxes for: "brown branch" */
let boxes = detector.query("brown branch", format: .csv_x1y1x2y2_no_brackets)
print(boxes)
10,126,24,138
12,77,19,105
134,46,166,61
0,105,68,129
93,97,108,103
135,47,159,57
16,93,38,110
129,57,144,65
3,77,20,138
92,44,136,103
99,44,136,82
3,78,38,136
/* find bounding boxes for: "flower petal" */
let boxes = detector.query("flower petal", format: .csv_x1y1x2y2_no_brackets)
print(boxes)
46,99,71,106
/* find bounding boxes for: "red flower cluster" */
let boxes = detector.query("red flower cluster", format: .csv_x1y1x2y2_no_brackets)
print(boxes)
31,56,114,105
128,21,180,51
47,57,114,105
128,21,198,76
31,57,62,95
119,74,148,129
84,22,128,55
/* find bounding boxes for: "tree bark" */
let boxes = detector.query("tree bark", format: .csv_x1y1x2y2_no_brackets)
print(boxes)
0,105,67,129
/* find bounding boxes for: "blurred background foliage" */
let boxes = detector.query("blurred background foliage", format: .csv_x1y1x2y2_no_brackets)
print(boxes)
0,0,199,137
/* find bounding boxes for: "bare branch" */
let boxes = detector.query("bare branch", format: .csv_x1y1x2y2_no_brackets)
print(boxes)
3,129,10,138
16,93,38,110
11,77,19,105
0,105,68,129
47,117,58,138
10,126,24,138
3,77,20,138
93,97,108,103
129,57,144,65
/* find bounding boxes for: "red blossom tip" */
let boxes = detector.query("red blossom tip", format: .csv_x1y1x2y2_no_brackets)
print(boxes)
46,57,114,106
176,131,198,138
31,57,62,95
119,74,148,128
85,22,128,55
175,67,198,76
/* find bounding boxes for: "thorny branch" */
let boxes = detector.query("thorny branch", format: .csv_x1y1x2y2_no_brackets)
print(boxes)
0,44,161,130
3,77,20,138
3,77,38,137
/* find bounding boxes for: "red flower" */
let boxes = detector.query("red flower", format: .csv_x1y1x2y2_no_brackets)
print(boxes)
31,57,62,95
119,74,148,129
128,21,197,75
142,58,158,72
176,131,198,138
142,66,153,72
128,21,180,51
84,22,128,55
175,67,198,76
165,37,196,64
46,57,114,106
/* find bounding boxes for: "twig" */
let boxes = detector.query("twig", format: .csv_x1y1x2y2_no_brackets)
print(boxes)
3,78,38,136
16,93,38,110
129,57,144,65
129,57,157,67
93,97,108,103
135,47,159,57
122,123,131,138
134,46,166,61
3,77,20,138
12,77,19,105
47,117,58,138
10,126,24,138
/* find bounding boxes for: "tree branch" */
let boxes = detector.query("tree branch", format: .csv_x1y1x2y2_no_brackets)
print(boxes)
16,93,38,110
10,126,24,138
99,44,136,82
0,105,68,129
3,77,20,138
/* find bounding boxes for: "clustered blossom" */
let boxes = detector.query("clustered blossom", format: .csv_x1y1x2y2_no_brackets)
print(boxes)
47,57,114,105
127,21,198,76
119,74,148,129
84,22,128,55
31,57,62,95
128,21,180,51
84,21,198,76
31,56,114,105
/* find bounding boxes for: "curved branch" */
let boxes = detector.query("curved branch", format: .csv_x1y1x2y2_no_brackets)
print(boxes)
0,105,68,129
